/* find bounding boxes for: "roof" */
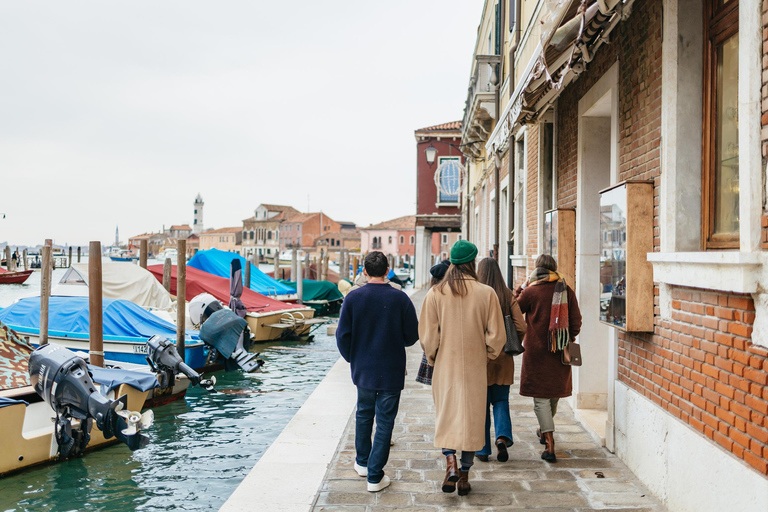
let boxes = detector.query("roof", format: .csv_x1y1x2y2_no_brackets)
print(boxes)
199,226,241,235
260,204,299,214
170,224,192,231
284,211,337,224
129,233,153,240
414,121,462,134
362,215,416,231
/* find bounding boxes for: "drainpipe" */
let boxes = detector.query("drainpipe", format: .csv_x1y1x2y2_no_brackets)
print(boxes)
493,0,505,263
507,0,521,285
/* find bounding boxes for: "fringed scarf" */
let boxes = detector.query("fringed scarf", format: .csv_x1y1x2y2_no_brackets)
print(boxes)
528,267,569,353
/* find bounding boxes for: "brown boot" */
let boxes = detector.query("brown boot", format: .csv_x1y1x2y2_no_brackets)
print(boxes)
457,469,471,496
541,431,556,462
441,454,459,492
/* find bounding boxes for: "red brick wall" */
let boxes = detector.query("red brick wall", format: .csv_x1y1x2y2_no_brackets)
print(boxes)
762,2,768,247
551,0,768,475
526,124,539,276
619,287,768,474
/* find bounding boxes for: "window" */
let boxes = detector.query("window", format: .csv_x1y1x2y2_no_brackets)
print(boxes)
410,235,415,244
513,135,527,256
250,231,254,240
703,0,739,248
267,231,273,240
399,235,404,244
442,234,448,244
388,236,393,244
437,156,462,204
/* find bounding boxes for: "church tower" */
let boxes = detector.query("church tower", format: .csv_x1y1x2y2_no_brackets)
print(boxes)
193,194,204,234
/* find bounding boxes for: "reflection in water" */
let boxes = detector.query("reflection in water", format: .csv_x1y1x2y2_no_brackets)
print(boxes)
0,331,340,512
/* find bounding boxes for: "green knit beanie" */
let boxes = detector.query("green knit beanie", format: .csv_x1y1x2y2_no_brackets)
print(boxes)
450,240,478,265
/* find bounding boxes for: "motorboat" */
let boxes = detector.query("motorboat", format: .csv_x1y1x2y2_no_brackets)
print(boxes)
0,268,33,285
279,279,343,316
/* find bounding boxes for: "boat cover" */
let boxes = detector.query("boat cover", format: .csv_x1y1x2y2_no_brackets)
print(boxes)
147,264,296,313
0,321,33,390
198,309,248,359
188,248,296,296
278,280,343,303
0,297,199,341
53,263,174,311
88,365,160,393
0,397,27,408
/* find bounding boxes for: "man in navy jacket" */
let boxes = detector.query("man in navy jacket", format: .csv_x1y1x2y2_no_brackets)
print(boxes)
336,251,419,492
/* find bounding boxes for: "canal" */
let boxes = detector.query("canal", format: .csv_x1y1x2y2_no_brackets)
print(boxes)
0,266,342,511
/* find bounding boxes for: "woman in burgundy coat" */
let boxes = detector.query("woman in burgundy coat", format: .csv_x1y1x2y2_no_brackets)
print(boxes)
516,255,582,462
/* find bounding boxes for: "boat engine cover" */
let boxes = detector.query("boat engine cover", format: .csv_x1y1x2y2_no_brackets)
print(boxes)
198,309,247,359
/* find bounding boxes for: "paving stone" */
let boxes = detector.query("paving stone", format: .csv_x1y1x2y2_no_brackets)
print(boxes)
590,492,657,507
376,491,412,506
395,469,424,482
463,493,515,506
514,491,588,508
409,458,441,470
526,480,581,492
312,506,367,512
576,468,626,479
581,480,639,493
540,470,577,480
472,469,540,481
469,480,527,493
315,491,376,505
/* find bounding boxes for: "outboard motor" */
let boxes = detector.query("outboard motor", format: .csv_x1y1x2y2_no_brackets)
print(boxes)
189,293,264,373
146,335,216,391
29,344,153,459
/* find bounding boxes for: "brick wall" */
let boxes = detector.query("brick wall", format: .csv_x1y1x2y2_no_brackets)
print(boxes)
526,124,539,276
762,1,768,248
619,287,768,474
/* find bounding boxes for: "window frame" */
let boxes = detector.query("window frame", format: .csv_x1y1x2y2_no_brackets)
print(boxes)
436,156,462,206
702,0,739,249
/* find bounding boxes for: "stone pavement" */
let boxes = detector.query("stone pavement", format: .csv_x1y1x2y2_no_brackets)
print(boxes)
312,288,666,511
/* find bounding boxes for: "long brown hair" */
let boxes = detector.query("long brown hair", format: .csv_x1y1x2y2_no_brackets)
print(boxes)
437,261,477,297
476,257,513,315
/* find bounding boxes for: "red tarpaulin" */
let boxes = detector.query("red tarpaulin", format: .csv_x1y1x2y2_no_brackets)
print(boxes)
147,264,296,313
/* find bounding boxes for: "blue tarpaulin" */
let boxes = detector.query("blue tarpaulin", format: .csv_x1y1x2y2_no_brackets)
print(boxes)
88,365,160,393
0,297,199,342
0,397,27,408
188,248,296,296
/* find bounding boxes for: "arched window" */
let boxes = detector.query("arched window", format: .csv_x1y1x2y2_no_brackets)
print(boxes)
410,235,415,245
388,236,393,244
399,235,404,244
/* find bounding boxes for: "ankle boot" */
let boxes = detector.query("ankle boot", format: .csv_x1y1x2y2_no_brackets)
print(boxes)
541,431,556,462
457,469,471,496
441,454,459,492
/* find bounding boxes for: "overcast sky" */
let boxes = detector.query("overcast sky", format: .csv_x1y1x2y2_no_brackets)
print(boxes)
0,1,483,247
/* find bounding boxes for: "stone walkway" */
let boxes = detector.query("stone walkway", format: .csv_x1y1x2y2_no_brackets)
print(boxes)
312,289,666,511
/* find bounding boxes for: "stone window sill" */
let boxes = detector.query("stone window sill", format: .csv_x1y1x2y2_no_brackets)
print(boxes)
647,252,762,294
509,255,528,268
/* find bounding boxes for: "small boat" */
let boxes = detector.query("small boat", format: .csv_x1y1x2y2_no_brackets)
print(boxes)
108,246,139,262
0,268,33,285
0,296,207,370
0,324,154,477
188,248,297,301
279,279,343,316
148,264,324,341
157,248,178,262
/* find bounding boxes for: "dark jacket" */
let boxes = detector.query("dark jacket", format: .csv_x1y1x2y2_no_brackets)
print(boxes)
517,282,582,398
336,283,419,391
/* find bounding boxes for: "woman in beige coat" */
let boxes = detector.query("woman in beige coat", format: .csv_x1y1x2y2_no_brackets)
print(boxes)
419,241,506,496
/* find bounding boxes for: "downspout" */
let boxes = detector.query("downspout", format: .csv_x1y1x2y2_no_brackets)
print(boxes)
507,0,521,285
493,0,505,262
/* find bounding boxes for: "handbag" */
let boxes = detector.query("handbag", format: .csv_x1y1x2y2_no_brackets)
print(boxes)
561,341,582,366
503,315,525,356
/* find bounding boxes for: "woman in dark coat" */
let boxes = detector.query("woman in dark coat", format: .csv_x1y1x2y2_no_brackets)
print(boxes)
516,254,582,462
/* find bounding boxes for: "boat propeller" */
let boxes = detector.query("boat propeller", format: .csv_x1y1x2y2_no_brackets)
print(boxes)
146,335,215,392
200,375,217,392
117,407,155,436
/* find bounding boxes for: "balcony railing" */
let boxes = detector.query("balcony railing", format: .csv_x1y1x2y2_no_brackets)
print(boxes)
462,54,501,158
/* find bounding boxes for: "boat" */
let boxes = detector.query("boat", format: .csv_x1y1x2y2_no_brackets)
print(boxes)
147,264,324,342
279,279,343,315
108,246,139,262
157,248,178,262
0,323,154,477
188,248,298,301
0,296,207,369
0,268,33,285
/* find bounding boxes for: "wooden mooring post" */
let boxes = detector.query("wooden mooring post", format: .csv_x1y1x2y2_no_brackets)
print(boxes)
244,260,251,289
177,240,186,362
140,239,148,269
3,246,10,271
304,252,310,280
89,241,104,367
296,256,304,304
77,246,81,263
163,258,172,292
291,249,298,282
352,256,359,281
22,249,28,271
40,242,52,345
68,246,73,268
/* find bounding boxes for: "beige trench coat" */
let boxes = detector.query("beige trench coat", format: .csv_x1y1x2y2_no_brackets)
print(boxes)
419,279,506,451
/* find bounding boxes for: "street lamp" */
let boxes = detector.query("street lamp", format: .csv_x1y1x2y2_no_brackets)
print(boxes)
424,144,437,165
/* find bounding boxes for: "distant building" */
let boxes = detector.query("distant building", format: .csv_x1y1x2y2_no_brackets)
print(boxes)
128,232,170,258
167,224,193,240
198,227,242,253
242,204,299,259
193,194,204,234
280,212,341,251
186,233,199,257
360,215,416,264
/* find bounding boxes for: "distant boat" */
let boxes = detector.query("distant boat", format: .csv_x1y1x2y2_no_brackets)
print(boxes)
107,246,139,262
157,248,178,262
0,268,33,285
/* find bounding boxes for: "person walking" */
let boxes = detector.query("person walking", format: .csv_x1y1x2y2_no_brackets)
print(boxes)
415,259,450,386
336,251,419,492
516,254,582,463
475,257,526,463
419,241,506,496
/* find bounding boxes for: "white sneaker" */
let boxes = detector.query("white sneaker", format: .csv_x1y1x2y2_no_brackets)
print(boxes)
353,462,368,477
367,475,391,492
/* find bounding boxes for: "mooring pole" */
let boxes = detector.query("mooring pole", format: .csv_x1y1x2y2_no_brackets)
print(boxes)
40,242,53,345
77,246,81,263
177,239,186,362
297,256,304,304
3,246,10,271
140,239,148,269
291,248,298,282
163,257,172,292
244,259,251,289
22,249,28,271
89,241,104,367
68,246,73,268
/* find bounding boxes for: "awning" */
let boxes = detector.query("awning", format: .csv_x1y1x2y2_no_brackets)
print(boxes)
487,0,635,152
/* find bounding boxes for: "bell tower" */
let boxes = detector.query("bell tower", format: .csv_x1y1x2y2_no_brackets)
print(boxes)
193,194,204,234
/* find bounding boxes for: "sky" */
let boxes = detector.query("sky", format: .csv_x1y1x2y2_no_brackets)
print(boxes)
0,0,484,247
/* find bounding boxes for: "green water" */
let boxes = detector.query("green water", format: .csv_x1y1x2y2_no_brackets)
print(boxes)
0,332,341,512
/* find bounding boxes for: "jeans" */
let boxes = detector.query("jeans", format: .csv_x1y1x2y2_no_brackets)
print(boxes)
533,397,559,433
476,384,513,456
355,387,401,483
442,448,475,471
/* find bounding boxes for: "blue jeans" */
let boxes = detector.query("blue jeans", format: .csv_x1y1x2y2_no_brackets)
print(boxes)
355,387,401,483
476,384,513,457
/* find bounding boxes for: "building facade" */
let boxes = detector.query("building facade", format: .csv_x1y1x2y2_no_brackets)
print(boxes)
241,204,299,259
280,212,341,251
454,0,768,509
197,227,242,252
360,215,416,263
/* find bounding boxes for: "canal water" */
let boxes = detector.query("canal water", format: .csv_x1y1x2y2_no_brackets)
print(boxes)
0,267,342,512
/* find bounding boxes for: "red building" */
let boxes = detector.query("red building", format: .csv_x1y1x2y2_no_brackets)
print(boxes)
413,121,464,287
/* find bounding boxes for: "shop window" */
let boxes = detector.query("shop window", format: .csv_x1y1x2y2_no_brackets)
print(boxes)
703,0,739,248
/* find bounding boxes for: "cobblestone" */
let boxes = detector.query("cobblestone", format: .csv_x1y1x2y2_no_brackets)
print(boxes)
311,289,666,511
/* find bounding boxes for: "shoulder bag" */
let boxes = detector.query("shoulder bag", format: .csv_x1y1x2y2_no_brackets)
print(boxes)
561,341,582,366
503,312,525,356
